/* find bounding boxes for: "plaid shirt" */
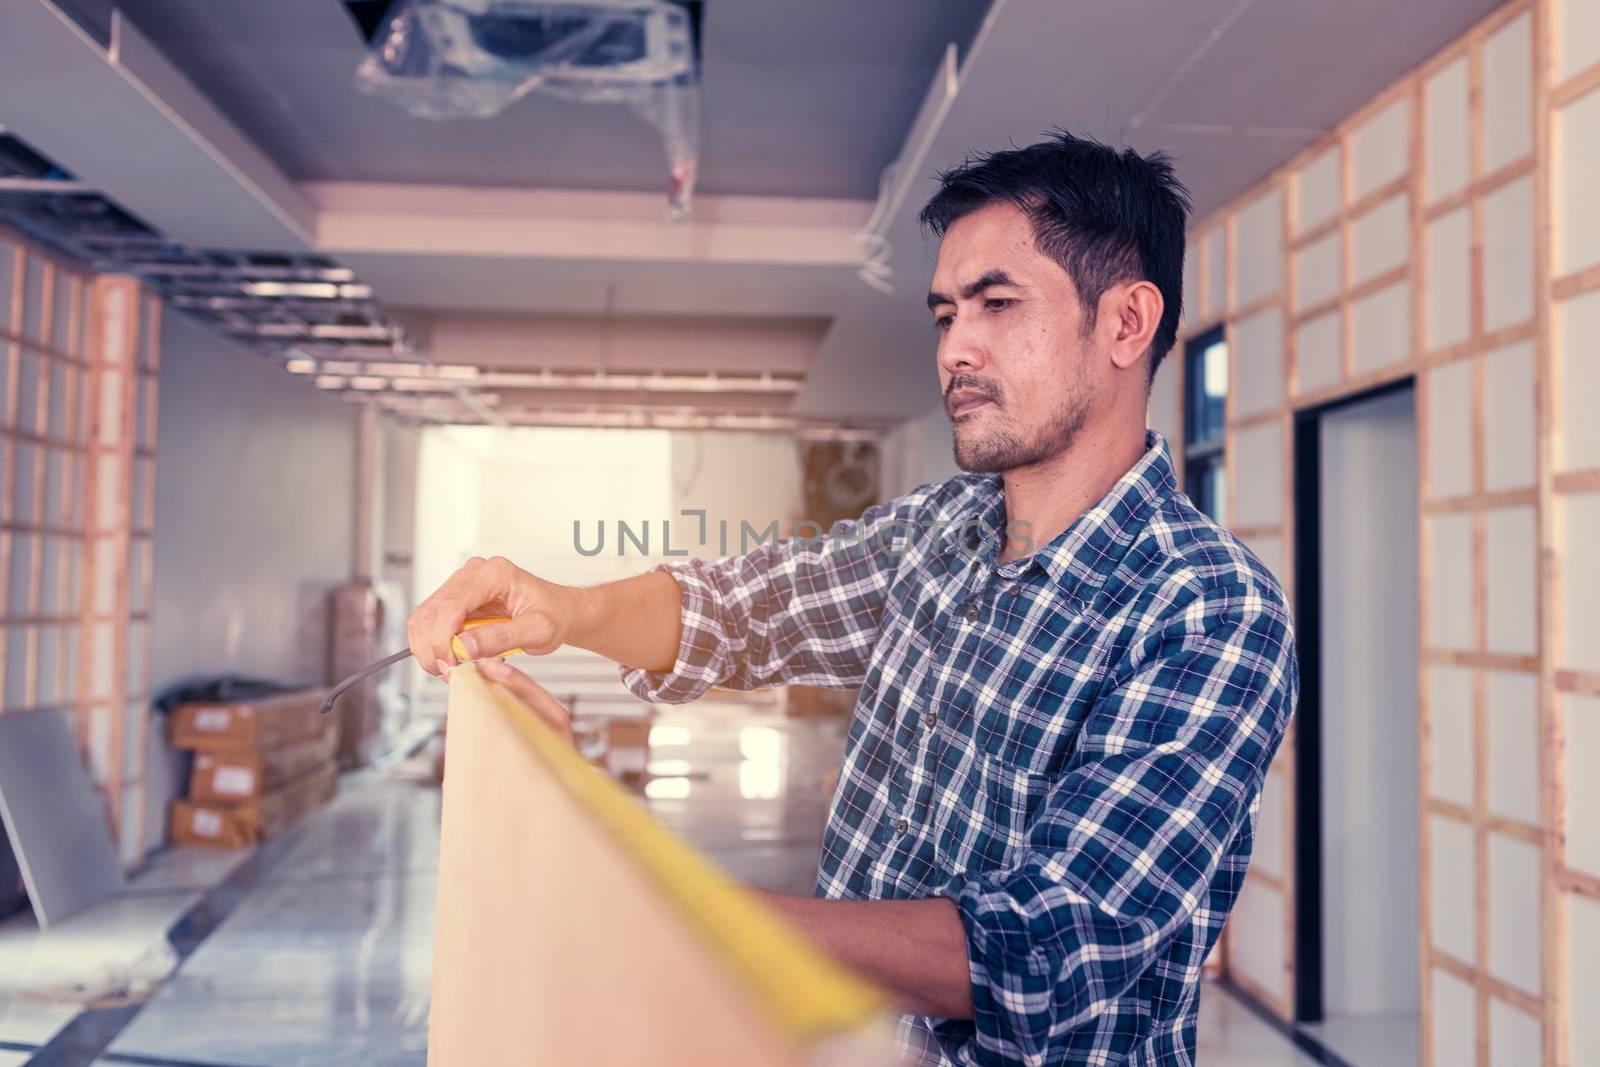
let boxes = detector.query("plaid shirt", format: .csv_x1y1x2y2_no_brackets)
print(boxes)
620,431,1297,1066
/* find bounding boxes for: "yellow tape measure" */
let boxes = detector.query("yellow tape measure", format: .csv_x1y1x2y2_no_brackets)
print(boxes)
450,616,526,662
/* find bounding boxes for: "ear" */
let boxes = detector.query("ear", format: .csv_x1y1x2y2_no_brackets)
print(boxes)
1103,280,1164,372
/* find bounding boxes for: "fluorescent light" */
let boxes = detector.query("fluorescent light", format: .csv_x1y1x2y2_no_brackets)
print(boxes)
285,358,317,374
349,376,387,391
241,281,340,299
314,375,347,389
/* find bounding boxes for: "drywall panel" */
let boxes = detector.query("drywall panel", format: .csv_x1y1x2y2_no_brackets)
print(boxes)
1230,876,1287,1003
1350,96,1410,200
1432,967,1478,1066
1232,307,1285,418
1483,12,1534,172
1485,670,1539,825
1296,146,1342,234
1488,998,1541,1067
1352,194,1410,285
1483,175,1535,331
1254,768,1285,880
1485,506,1537,657
1232,420,1284,528
1234,187,1284,307
1426,357,1474,499
1350,281,1411,375
1430,814,1477,961
1204,227,1227,319
1561,493,1600,671
1426,56,1472,202
1556,87,1600,274
1295,311,1343,394
1486,833,1542,995
1295,230,1343,310
1559,0,1600,77
1569,892,1600,1067
1566,692,1600,878
1429,664,1475,807
1427,207,1472,349
1148,357,1181,448
1428,512,1474,651
1483,340,1536,490
1558,289,1600,472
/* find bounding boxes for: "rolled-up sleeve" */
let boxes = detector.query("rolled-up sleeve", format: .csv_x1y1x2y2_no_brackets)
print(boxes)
942,585,1297,1064
619,486,940,704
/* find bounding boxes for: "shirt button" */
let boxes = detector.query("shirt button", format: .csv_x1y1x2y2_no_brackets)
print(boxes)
964,603,979,622
924,711,936,727
895,818,909,834
1008,584,1023,598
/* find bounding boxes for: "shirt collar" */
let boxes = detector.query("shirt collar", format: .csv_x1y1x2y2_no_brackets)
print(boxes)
960,430,1179,596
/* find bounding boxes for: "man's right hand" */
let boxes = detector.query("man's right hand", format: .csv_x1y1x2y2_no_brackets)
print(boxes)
407,556,573,676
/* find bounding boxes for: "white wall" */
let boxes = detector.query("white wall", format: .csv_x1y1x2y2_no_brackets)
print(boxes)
149,311,359,690
669,431,803,550
880,401,959,499
1319,387,1420,1019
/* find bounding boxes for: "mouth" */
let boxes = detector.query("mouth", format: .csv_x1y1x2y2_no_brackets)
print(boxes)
947,391,994,418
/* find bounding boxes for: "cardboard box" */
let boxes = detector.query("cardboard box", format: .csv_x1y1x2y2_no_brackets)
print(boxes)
604,717,652,778
170,763,337,849
169,689,331,753
188,724,338,803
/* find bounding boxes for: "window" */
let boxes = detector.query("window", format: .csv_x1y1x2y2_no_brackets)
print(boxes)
1184,326,1228,523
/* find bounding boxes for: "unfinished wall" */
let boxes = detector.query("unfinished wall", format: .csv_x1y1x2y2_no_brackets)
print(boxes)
1178,2,1598,1062
0,228,158,866
149,310,358,691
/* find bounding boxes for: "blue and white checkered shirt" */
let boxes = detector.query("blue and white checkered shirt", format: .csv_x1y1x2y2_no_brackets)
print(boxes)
621,431,1297,1066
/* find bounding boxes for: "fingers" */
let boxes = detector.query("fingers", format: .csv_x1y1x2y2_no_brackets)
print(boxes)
406,556,516,675
478,659,573,745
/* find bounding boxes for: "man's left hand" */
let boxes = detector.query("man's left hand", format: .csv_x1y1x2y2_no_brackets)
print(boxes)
476,658,575,747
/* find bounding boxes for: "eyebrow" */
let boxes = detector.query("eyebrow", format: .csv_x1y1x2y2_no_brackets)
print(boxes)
926,269,1017,311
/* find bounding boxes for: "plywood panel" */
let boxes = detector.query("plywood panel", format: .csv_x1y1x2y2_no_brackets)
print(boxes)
1558,0,1600,78
1352,194,1411,284
1350,281,1411,375
1483,11,1534,172
1484,505,1537,657
1232,420,1284,528
1296,146,1342,234
1234,187,1284,307
1428,512,1475,650
1569,892,1600,1066
1232,306,1284,418
1488,998,1542,1067
1485,670,1539,825
1350,96,1411,200
1557,289,1600,472
1565,692,1600,878
1429,664,1476,806
1295,230,1343,310
1427,207,1473,348
1556,87,1600,274
1432,967,1478,1066
1483,175,1536,331
1295,311,1343,394
1425,56,1473,202
1426,358,1474,499
1483,340,1536,491
1562,492,1600,671
1486,832,1542,994
1430,813,1477,962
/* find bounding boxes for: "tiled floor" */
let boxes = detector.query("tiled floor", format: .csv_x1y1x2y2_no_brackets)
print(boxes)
0,703,1347,1065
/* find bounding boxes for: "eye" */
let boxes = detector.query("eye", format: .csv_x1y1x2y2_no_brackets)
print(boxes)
985,298,1014,312
934,313,954,332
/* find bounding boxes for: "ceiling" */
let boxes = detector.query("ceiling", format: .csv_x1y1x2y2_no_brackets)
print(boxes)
109,0,991,199
2,0,1508,430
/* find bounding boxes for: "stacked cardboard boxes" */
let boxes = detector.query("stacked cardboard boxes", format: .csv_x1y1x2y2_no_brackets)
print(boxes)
168,690,338,849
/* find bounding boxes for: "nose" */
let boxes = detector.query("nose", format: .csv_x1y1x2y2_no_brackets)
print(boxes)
936,317,986,376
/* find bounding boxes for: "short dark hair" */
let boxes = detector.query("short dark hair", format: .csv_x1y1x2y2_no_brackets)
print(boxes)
919,130,1192,378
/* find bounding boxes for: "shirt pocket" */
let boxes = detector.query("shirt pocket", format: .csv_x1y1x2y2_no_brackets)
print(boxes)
935,745,1058,877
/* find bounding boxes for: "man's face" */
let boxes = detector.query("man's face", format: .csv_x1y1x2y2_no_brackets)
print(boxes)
927,201,1100,474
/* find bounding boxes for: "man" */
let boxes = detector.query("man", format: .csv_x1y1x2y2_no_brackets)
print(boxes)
408,131,1297,1066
